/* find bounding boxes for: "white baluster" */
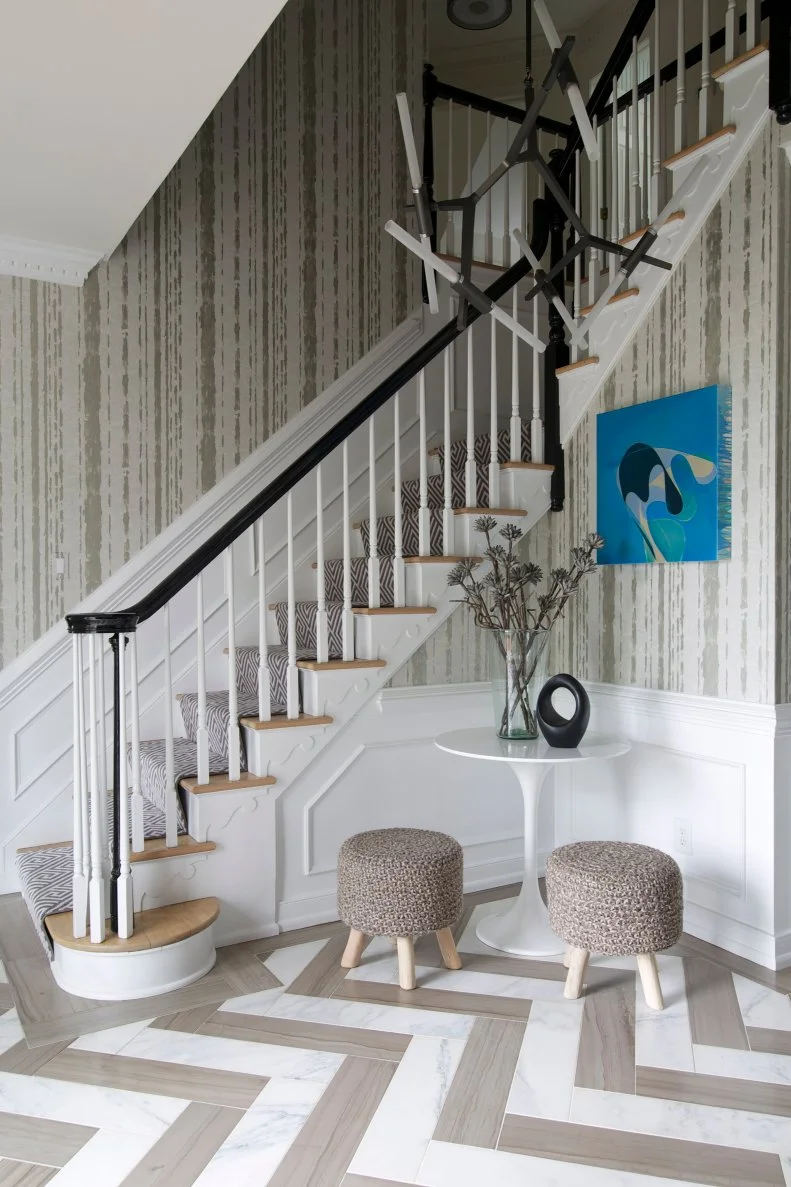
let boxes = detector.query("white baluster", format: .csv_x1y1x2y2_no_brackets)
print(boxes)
610,76,619,278
418,370,431,553
225,547,242,775
652,4,661,222
465,329,476,506
485,113,493,263
631,36,640,231
466,103,472,195
95,636,109,912
573,151,582,363
78,635,90,905
642,89,650,227
87,635,105,943
129,632,145,851
623,80,631,237
367,418,381,608
489,317,500,505
315,466,330,661
510,289,521,462
746,0,760,52
503,121,510,266
700,0,711,139
71,636,88,938
726,0,737,61
588,116,599,308
341,441,354,659
257,520,272,719
447,99,454,256
285,495,300,716
675,0,686,154
195,573,210,785
531,297,543,463
163,604,177,847
393,391,406,603
115,635,133,939
442,353,455,555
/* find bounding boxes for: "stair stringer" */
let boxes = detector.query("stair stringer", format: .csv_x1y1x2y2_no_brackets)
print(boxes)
560,50,771,445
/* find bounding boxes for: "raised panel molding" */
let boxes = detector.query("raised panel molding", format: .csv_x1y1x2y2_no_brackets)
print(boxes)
0,235,101,286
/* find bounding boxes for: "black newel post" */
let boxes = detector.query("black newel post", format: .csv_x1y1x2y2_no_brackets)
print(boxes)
544,148,569,512
769,0,791,126
422,63,438,306
108,632,126,934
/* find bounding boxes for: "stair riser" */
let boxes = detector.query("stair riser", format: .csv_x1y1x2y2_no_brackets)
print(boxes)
51,925,217,1001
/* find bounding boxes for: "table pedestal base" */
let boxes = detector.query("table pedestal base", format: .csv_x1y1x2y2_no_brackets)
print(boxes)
475,758,565,958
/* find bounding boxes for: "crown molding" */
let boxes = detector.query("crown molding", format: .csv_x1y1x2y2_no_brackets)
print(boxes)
0,235,101,286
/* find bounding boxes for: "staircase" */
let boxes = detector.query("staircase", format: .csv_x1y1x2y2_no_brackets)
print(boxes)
15,0,781,1000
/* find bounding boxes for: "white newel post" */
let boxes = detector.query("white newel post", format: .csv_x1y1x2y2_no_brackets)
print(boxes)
367,417,381,608
341,441,354,660
418,369,431,554
163,603,177,848
315,466,330,660
257,519,272,719
225,545,242,777
71,636,88,938
87,634,106,943
95,635,109,912
285,493,300,716
115,634,133,939
489,316,500,506
195,573,210,785
129,632,145,851
393,391,406,604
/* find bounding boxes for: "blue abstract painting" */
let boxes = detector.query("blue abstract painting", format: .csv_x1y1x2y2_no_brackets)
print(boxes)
596,385,732,566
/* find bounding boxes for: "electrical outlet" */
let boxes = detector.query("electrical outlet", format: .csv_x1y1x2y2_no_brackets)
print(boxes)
674,818,691,855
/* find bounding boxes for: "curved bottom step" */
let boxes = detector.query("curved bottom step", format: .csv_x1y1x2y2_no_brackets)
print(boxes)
45,897,219,1001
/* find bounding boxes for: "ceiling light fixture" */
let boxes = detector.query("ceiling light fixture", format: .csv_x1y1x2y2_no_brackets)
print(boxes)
447,0,512,31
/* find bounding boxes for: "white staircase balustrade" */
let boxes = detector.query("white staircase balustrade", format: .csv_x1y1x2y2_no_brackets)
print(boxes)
226,545,242,776
676,0,687,154
510,290,521,462
195,573,210,785
315,466,330,662
257,518,272,719
129,632,145,849
285,494,299,717
368,417,381,608
489,318,500,505
393,391,407,602
162,604,177,848
115,635,133,939
442,354,455,555
465,330,476,506
71,636,88,939
418,369,431,551
87,634,105,943
341,439,354,660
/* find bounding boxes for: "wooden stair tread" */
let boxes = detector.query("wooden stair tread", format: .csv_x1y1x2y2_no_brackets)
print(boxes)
180,770,276,794
712,43,768,80
556,356,600,376
46,896,220,954
17,835,216,863
662,125,737,169
579,287,639,316
297,658,386,671
436,251,507,275
353,606,436,616
500,461,554,471
454,506,527,517
620,211,685,246
240,713,333,731
403,555,482,564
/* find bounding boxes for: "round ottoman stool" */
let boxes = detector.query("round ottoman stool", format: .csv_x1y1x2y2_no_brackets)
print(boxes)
546,841,683,1011
337,827,464,990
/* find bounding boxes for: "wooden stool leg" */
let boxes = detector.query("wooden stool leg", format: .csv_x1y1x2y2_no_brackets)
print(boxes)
563,947,572,969
564,948,589,999
396,936,416,990
637,953,664,1011
436,927,462,970
341,928,366,969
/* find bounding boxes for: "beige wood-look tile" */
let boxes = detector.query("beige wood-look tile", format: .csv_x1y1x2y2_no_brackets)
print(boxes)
290,934,361,998
267,1056,396,1186
205,1011,410,1060
334,977,534,1022
0,1039,71,1075
434,1017,525,1148
36,1047,267,1109
0,1162,57,1186
256,920,347,954
747,1026,791,1056
683,954,749,1050
637,1064,791,1117
118,1101,242,1186
0,898,49,963
575,982,636,1094
149,1004,221,1033
0,1111,96,1167
0,988,15,1012
212,945,282,995
342,1177,414,1187
410,947,632,989
498,1113,785,1187
677,933,791,995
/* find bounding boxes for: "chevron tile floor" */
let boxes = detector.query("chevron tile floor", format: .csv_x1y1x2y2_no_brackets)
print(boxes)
0,886,791,1185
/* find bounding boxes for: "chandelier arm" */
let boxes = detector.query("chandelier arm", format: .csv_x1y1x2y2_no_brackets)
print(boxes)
532,154,588,238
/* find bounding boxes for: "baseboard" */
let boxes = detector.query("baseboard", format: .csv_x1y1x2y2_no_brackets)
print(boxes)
214,922,280,948
683,900,779,970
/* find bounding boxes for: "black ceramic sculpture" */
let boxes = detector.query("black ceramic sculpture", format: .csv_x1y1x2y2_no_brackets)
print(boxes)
536,673,590,748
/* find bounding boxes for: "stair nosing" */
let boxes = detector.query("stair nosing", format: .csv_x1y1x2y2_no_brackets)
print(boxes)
297,658,387,671
662,125,737,170
180,771,276,794
45,896,220,954
240,713,333,731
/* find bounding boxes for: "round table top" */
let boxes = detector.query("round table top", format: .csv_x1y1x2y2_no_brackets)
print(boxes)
435,728,630,765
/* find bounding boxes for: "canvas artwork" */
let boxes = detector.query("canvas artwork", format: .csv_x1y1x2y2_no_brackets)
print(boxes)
596,384,732,566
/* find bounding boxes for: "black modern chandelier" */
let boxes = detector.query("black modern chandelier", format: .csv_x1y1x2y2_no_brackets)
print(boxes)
447,0,513,31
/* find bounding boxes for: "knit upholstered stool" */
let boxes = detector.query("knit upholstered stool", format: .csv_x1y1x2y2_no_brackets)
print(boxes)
546,841,683,1011
337,827,464,990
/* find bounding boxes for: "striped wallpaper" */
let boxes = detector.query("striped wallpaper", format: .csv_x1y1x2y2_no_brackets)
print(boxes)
395,122,783,705
0,0,424,669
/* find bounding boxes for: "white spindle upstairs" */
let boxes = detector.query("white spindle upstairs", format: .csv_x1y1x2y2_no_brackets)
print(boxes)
87,635,105,943
225,546,241,778
465,330,476,506
726,0,737,60
675,0,686,154
631,37,640,231
447,99,454,256
442,353,454,555
96,636,109,910
368,417,380,608
652,2,661,221
572,151,581,363
418,370,430,554
341,441,354,660
285,494,300,716
71,636,88,939
257,519,272,719
129,633,145,850
315,466,329,662
195,573,210,785
531,296,543,463
588,116,599,308
510,289,521,461
485,112,493,263
700,0,711,139
393,391,406,604
489,318,500,504
163,604,177,848
610,76,619,279
115,636,133,939
746,0,760,51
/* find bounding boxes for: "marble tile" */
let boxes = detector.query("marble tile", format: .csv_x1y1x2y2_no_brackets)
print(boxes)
70,1019,156,1056
215,988,285,1017
189,1080,325,1187
0,963,9,985
261,940,330,990
116,1028,344,1084
416,1139,698,1186
347,1035,465,1181
0,1110,95,1167
734,975,791,1033
572,1085,791,1155
47,1131,164,1186
694,1044,791,1086
264,992,475,1039
118,1101,244,1186
0,1070,187,1136
506,998,584,1120
0,1012,26,1058
635,955,694,1072
346,959,567,1003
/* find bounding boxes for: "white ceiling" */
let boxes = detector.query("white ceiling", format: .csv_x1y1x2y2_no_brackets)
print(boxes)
0,0,289,277
429,0,616,54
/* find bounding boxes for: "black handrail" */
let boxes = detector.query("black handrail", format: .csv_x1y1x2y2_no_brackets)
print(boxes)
432,77,572,139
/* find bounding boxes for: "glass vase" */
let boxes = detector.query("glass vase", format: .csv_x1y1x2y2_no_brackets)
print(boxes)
486,627,552,741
